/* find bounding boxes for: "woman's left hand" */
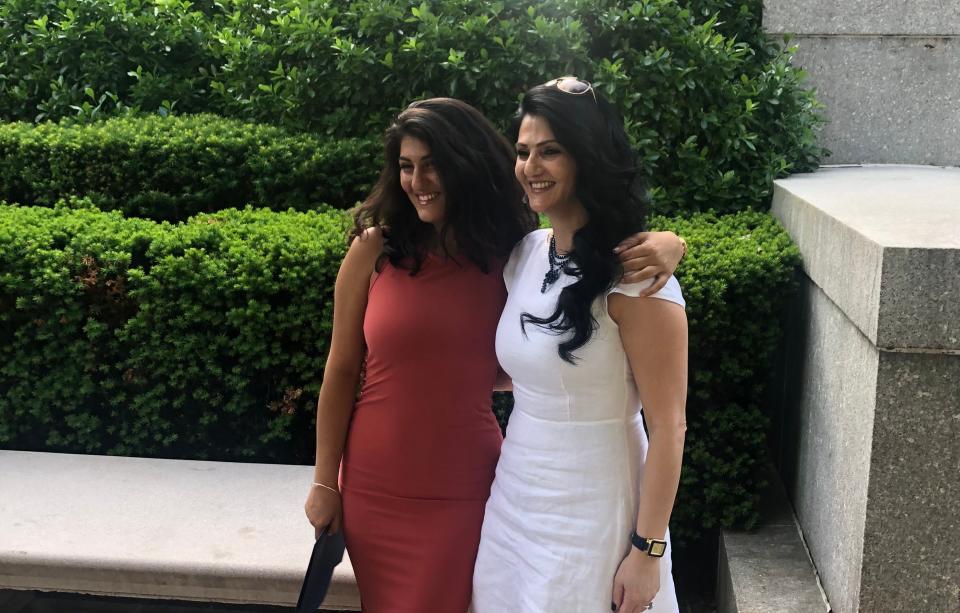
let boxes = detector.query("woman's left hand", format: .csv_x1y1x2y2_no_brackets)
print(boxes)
614,231,685,295
611,549,661,612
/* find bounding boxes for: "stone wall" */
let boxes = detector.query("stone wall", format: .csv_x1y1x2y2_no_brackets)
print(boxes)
771,165,960,613
764,1,960,165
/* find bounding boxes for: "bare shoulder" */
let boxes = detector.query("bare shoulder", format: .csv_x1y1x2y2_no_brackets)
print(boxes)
340,226,384,282
348,226,384,260
352,226,385,251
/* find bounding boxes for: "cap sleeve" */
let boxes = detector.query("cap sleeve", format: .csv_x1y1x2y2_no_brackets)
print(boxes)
608,275,685,308
503,229,547,290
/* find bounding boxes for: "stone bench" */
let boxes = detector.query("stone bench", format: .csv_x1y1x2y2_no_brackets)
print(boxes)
0,450,360,610
717,464,830,613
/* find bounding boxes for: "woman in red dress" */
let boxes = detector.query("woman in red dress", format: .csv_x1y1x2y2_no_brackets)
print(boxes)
303,98,685,612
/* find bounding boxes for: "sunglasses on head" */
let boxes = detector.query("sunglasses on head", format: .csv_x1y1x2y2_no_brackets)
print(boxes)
543,76,597,103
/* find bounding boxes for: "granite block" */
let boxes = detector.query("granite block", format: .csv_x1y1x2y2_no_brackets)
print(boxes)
764,0,960,35
781,277,877,613
774,166,960,612
783,35,960,166
878,248,960,350
858,352,960,612
772,166,960,351
772,182,884,349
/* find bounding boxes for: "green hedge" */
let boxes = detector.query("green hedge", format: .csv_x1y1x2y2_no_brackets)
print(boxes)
654,210,799,541
0,115,380,220
0,201,347,461
1,203,799,541
0,0,824,216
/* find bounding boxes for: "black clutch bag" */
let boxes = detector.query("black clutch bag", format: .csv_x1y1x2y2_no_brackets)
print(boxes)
295,527,347,613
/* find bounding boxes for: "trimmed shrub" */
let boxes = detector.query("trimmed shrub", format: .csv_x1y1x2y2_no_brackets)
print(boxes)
651,209,800,541
0,115,380,220
0,201,348,461
0,0,824,216
0,204,799,541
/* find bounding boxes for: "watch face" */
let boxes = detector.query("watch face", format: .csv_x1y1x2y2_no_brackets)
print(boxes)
649,541,667,557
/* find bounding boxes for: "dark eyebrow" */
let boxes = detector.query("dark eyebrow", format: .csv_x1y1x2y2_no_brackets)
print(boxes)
516,139,560,148
398,155,432,162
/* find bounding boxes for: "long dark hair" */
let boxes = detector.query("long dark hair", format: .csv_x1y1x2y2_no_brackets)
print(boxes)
352,98,537,273
518,84,649,363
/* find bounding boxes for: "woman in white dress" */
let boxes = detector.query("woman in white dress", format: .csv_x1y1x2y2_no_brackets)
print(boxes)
473,78,689,613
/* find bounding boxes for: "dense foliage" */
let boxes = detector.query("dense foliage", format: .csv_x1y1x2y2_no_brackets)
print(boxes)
1,203,799,541
0,202,347,461
656,209,799,539
0,115,379,220
0,0,816,544
0,0,824,216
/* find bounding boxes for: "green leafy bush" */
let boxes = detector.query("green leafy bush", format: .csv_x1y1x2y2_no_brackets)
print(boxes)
0,202,348,461
681,0,765,48
652,209,800,541
585,1,822,215
0,203,799,540
0,115,380,220
0,0,213,122
0,0,823,216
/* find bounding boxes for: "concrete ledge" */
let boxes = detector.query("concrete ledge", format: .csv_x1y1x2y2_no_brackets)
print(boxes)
0,451,360,610
717,465,830,613
772,165,960,351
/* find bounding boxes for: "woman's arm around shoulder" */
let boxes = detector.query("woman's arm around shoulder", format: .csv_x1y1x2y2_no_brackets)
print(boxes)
614,231,686,296
304,227,383,536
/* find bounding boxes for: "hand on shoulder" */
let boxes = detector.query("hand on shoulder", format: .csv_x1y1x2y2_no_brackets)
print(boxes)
352,225,385,251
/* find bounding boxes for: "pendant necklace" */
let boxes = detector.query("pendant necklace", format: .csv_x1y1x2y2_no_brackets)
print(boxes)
541,234,571,293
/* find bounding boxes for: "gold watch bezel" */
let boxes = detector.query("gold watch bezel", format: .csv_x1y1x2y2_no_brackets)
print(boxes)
647,539,667,557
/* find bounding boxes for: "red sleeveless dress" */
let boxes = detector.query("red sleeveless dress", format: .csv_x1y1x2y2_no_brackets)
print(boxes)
340,253,505,613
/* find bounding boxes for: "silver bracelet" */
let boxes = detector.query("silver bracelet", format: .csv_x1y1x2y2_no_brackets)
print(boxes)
312,481,340,496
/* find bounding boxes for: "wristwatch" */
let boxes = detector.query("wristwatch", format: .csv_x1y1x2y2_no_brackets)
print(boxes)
630,531,667,557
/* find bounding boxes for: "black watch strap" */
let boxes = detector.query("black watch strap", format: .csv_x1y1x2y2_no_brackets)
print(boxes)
630,531,667,557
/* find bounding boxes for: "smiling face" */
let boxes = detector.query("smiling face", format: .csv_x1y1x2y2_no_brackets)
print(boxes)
399,135,446,228
515,114,580,217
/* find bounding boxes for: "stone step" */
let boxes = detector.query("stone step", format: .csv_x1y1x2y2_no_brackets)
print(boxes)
717,464,830,613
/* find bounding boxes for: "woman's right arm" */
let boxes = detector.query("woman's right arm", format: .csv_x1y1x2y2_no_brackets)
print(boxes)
304,227,383,536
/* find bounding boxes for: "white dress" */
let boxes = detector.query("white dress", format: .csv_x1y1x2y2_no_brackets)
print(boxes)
473,229,683,613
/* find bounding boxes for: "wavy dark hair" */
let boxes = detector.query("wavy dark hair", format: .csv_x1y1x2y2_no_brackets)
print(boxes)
517,84,649,363
351,98,537,274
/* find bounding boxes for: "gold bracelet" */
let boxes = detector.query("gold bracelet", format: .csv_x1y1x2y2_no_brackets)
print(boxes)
312,481,340,496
